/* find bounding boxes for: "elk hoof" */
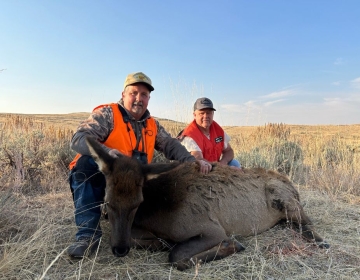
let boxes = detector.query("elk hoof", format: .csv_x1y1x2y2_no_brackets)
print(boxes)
317,241,330,249
173,260,190,271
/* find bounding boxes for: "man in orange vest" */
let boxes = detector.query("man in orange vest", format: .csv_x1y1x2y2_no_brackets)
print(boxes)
67,72,212,258
178,97,241,168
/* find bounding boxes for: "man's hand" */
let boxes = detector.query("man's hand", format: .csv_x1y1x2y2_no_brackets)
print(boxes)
196,159,212,174
108,149,123,158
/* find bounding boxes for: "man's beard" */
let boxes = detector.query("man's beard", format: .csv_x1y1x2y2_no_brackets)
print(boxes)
131,102,143,115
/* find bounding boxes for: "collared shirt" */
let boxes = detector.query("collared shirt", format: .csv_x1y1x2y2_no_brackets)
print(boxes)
181,131,231,152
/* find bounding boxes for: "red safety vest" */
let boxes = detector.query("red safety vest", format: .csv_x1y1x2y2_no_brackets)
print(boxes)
69,103,157,170
181,120,224,162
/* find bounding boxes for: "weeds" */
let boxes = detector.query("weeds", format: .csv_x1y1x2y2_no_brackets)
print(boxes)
0,115,75,193
230,123,360,192
0,115,359,279
1,117,359,197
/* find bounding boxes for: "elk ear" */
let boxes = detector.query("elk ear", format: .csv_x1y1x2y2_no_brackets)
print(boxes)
143,161,181,181
85,136,115,175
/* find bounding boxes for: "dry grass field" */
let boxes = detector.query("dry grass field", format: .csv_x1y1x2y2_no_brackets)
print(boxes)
0,113,359,279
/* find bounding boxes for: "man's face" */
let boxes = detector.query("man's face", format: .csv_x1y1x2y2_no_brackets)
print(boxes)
193,109,214,130
122,83,151,120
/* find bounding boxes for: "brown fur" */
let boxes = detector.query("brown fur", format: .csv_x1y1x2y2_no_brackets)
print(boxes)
86,137,329,271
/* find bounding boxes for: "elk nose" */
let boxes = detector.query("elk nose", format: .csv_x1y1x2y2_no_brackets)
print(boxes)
112,246,130,257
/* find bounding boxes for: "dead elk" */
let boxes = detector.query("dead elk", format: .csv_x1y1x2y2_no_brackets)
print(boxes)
86,137,330,271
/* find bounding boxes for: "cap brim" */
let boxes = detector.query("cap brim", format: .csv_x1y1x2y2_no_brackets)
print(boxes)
145,84,154,92
194,107,216,111
125,82,154,92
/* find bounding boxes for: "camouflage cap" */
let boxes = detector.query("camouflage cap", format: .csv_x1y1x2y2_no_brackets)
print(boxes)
123,72,154,92
193,97,216,111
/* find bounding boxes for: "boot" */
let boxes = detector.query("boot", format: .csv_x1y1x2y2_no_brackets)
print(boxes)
68,237,100,258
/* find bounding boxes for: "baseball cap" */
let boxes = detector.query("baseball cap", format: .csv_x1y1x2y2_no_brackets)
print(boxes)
123,72,154,92
193,97,216,111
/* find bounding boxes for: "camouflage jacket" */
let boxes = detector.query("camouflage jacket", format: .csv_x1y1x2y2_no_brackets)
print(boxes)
70,101,196,163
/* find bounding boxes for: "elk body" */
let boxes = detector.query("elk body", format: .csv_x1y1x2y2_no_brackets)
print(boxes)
86,137,329,270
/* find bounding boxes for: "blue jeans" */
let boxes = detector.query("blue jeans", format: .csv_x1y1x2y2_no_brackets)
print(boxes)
69,155,106,241
228,159,241,168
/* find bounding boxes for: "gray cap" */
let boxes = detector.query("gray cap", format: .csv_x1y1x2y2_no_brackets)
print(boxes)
193,97,216,111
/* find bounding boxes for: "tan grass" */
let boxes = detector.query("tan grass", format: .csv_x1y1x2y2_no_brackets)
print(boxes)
0,114,360,279
1,189,359,279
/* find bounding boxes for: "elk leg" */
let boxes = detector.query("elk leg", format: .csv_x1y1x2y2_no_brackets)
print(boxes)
191,238,245,263
131,227,175,251
287,206,330,249
131,237,175,251
169,235,245,271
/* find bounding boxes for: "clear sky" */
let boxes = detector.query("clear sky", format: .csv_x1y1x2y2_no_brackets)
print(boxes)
1,0,359,126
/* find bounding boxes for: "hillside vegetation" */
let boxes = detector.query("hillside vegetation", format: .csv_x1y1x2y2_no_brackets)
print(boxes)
0,113,359,279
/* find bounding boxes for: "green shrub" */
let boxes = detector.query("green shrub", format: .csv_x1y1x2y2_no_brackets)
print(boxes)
236,149,271,169
318,138,354,168
0,116,75,193
273,141,304,176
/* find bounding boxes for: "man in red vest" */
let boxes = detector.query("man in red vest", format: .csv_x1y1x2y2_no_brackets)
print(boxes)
178,97,241,168
67,72,212,258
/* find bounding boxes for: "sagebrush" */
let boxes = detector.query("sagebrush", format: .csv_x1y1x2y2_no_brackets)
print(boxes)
0,115,360,279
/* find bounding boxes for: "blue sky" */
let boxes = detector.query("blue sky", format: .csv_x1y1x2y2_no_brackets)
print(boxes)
1,0,359,126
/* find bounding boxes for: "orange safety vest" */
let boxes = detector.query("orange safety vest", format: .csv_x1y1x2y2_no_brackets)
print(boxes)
69,103,157,170
181,120,224,162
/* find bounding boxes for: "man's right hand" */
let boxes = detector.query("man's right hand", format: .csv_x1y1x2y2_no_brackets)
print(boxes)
108,149,123,158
